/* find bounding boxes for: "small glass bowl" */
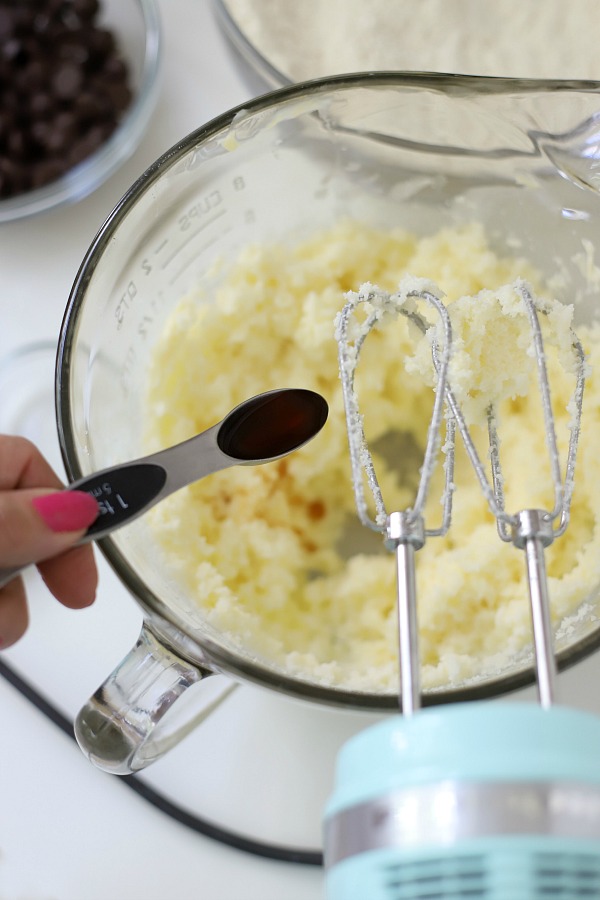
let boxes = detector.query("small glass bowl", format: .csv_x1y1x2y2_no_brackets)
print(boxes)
0,0,162,224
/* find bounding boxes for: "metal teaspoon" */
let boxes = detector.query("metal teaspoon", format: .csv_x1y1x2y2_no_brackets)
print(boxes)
0,388,328,588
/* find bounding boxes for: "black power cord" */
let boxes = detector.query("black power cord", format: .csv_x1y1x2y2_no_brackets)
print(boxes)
0,656,323,867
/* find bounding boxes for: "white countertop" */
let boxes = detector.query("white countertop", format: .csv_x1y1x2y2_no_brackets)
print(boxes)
3,4,600,899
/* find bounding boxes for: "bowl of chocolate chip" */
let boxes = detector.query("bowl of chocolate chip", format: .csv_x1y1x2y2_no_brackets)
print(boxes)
0,0,161,222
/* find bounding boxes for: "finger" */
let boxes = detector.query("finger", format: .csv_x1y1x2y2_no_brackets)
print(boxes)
0,579,28,649
38,544,98,609
0,489,99,568
0,435,63,491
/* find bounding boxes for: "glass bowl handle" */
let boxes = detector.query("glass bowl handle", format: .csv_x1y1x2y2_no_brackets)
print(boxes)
74,623,237,774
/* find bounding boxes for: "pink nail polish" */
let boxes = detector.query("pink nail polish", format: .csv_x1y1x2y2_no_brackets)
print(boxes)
32,491,99,533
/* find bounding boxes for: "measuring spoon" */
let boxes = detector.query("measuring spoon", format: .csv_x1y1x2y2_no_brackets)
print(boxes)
0,388,328,588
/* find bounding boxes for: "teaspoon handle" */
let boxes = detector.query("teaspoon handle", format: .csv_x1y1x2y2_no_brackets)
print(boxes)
71,422,230,542
70,461,170,541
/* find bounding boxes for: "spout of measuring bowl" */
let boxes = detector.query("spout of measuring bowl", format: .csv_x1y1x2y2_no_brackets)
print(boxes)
536,117,600,196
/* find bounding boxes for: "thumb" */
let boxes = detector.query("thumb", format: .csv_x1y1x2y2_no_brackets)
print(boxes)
0,490,99,568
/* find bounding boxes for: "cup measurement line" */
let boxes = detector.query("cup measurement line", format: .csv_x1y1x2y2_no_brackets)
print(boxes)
160,207,227,271
168,234,223,286
153,238,169,255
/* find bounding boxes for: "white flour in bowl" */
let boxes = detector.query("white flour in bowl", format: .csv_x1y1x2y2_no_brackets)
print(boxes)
222,0,600,83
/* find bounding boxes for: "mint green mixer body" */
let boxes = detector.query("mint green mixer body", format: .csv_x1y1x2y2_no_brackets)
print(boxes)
324,702,600,899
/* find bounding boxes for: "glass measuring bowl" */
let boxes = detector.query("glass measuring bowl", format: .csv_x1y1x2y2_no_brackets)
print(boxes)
58,73,600,773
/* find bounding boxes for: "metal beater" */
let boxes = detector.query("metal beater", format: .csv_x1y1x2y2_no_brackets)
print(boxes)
440,278,587,708
325,280,600,900
335,280,456,715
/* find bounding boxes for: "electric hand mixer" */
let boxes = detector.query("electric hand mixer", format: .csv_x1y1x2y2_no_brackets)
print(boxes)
324,281,600,899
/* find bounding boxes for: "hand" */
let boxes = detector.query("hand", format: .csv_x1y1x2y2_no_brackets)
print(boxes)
0,435,99,649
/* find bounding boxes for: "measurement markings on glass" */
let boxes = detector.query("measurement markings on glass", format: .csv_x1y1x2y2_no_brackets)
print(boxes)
153,238,169,255
161,207,227,272
168,234,221,286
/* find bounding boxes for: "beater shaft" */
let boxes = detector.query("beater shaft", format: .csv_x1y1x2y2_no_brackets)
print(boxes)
520,514,557,707
387,512,422,715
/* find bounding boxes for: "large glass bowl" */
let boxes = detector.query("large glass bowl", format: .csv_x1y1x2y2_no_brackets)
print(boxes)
0,0,162,223
213,0,600,90
57,72,600,772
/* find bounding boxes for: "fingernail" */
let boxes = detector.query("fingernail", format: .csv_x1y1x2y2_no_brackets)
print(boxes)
32,491,99,533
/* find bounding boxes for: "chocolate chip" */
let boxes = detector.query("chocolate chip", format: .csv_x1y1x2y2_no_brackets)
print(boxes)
2,89,19,115
0,8,15,42
103,54,127,81
28,90,55,118
52,61,83,98
85,26,115,61
72,0,100,21
14,58,47,93
30,156,65,188
2,38,26,66
67,120,112,166
13,9,38,38
72,89,105,121
30,118,51,147
57,32,92,66
6,128,31,160
32,12,53,35
100,80,131,114
42,110,77,152
0,156,28,197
